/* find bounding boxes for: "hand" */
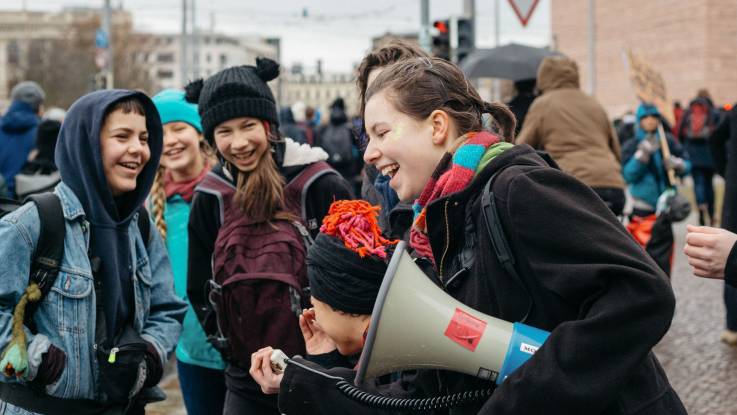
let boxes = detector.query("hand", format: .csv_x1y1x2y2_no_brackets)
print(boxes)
684,225,737,279
300,308,337,355
638,134,660,154
249,347,283,395
665,155,686,173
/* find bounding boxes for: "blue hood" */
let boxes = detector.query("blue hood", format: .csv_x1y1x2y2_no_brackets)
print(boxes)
56,89,162,338
635,104,661,141
1,100,39,134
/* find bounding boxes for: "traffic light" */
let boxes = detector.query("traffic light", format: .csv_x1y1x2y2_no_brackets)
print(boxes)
452,17,475,64
431,19,450,61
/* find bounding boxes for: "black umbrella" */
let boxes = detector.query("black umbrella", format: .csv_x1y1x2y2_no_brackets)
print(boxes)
460,43,562,81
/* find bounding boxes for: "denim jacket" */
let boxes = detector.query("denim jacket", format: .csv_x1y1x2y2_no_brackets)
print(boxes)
0,183,186,412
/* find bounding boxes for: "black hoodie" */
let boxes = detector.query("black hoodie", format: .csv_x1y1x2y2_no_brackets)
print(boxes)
55,89,163,339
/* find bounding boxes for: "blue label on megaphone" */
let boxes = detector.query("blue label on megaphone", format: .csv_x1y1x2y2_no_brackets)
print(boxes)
497,322,550,385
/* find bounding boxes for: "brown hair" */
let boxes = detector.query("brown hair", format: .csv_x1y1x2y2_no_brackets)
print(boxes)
231,125,295,223
364,57,516,141
356,40,429,117
105,97,146,118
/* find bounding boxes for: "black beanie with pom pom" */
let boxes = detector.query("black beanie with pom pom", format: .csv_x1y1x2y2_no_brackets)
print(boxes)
184,57,280,143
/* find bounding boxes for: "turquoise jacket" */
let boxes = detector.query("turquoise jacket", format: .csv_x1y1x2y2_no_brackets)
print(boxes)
165,195,225,370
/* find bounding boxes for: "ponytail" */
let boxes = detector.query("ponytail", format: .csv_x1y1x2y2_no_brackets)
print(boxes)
150,166,167,242
482,101,516,142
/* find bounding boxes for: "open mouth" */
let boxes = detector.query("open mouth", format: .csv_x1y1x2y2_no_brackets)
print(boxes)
118,162,140,172
232,149,255,162
164,147,185,157
381,163,400,178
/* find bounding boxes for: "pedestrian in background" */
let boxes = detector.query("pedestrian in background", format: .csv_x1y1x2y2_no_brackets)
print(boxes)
516,56,626,216
622,104,690,276
149,89,226,415
0,81,44,198
505,78,536,135
677,89,720,226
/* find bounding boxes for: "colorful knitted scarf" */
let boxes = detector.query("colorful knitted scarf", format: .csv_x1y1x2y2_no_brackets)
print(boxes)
410,131,502,265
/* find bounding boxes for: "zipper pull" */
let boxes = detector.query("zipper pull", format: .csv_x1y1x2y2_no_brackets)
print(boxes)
108,347,119,364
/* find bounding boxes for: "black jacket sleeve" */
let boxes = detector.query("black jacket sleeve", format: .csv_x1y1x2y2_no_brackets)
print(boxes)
725,242,737,288
710,116,731,176
186,191,220,336
480,168,676,414
278,358,426,415
303,171,354,238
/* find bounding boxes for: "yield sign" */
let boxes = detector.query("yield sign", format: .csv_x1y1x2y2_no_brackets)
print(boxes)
508,0,540,27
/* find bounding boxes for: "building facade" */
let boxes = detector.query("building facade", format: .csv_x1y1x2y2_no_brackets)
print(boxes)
283,71,359,120
131,32,279,92
552,0,737,117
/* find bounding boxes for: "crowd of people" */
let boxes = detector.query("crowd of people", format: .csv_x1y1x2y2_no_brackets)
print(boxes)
0,38,733,415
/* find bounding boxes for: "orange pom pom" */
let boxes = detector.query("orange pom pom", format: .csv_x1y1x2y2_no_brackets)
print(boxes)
319,200,398,259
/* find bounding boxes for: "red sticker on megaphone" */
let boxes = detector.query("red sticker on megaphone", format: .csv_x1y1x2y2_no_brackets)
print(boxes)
445,308,487,351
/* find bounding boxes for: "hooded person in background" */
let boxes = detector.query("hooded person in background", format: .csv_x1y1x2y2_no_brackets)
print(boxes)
279,107,308,145
516,56,626,216
0,81,45,198
317,97,362,191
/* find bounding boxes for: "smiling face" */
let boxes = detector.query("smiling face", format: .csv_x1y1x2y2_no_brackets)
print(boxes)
363,90,448,202
161,121,204,180
213,116,270,173
311,297,369,356
100,109,150,196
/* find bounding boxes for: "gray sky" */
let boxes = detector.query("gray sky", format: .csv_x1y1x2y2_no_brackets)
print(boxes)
1,0,550,72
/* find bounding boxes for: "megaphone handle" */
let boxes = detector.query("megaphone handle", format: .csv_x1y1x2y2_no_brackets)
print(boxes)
283,357,493,411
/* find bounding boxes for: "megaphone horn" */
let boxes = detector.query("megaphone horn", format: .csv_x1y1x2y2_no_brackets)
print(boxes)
355,241,549,387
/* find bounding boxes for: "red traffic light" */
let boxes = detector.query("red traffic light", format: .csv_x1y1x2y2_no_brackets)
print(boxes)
433,20,449,34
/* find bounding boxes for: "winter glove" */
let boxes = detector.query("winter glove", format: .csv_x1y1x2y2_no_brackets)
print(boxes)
127,342,161,399
665,155,687,173
142,341,162,388
635,134,660,163
33,344,66,386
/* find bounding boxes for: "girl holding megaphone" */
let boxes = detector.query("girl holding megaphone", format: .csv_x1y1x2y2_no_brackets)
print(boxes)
252,57,686,415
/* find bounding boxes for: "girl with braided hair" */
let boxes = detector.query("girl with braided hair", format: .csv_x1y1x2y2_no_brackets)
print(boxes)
149,89,224,415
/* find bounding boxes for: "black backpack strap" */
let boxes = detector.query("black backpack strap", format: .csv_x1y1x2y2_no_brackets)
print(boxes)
480,168,533,323
137,207,151,249
24,193,65,328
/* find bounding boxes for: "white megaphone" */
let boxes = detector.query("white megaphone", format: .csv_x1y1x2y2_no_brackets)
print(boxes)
355,241,549,387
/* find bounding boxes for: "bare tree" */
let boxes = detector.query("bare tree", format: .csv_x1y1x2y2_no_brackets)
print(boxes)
18,14,154,108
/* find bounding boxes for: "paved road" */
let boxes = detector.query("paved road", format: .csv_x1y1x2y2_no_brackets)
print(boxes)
149,215,737,415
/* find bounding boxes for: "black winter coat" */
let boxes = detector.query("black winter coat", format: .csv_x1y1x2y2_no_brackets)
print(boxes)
711,106,737,232
278,145,685,415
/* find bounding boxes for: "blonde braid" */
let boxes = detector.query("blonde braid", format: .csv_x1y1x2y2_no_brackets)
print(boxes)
150,166,168,242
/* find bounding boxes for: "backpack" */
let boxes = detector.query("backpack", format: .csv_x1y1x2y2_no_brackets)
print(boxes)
196,162,339,366
0,193,150,331
320,123,357,169
682,102,715,140
15,162,61,200
479,151,559,324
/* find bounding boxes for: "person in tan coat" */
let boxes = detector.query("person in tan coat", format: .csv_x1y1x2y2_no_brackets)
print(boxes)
517,56,625,215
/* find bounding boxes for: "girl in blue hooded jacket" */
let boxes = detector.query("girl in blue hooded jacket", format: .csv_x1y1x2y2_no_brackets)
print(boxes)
0,90,186,415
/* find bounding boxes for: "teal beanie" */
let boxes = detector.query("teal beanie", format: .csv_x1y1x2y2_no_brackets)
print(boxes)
152,89,203,133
